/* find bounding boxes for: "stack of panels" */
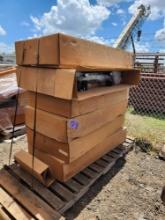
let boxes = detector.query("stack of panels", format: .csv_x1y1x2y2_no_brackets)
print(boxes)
15,33,140,182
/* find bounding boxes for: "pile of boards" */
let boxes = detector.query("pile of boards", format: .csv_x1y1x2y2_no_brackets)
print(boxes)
0,68,25,138
15,33,140,182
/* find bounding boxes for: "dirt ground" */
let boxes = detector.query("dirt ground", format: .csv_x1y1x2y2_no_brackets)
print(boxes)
0,136,165,220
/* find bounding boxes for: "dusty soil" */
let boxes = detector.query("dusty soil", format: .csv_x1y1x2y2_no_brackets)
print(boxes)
0,136,165,220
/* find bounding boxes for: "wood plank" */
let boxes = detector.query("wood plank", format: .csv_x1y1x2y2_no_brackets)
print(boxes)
102,155,114,163
110,150,120,156
73,173,90,185
0,188,34,220
117,145,125,150
82,168,98,179
95,159,109,168
89,163,104,173
107,151,119,158
50,182,75,202
0,67,16,77
102,160,116,175
9,164,65,210
63,179,83,193
112,148,122,154
0,205,11,220
0,169,62,220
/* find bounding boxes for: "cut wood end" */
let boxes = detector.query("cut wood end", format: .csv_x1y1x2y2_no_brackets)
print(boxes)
14,150,55,187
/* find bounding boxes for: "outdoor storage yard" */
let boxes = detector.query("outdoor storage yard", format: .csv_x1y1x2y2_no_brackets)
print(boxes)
0,2,165,219
0,132,165,220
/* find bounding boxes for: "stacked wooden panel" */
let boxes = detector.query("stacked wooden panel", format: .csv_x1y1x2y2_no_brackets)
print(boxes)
15,33,140,182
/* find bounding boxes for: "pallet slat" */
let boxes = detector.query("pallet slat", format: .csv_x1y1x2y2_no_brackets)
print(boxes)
89,163,104,173
102,155,114,163
95,159,109,168
50,182,75,202
63,179,83,193
82,167,98,179
0,188,34,220
8,164,65,210
73,173,90,185
0,170,62,220
0,206,11,220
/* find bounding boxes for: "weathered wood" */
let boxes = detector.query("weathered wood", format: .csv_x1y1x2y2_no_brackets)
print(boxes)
73,173,90,185
0,170,62,220
0,205,11,220
63,179,83,193
9,164,65,210
0,188,34,220
108,151,120,158
102,155,114,163
82,167,98,179
95,159,109,168
50,182,75,202
89,163,104,173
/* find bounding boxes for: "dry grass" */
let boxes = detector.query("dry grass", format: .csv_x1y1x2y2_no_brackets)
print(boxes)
125,108,165,150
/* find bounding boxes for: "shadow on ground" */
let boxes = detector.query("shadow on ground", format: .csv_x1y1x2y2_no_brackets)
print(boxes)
64,158,126,220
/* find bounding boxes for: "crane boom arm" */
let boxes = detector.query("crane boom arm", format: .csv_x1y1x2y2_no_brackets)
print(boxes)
113,4,150,49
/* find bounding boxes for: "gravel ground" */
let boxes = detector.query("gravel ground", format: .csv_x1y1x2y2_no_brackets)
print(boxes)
0,136,164,220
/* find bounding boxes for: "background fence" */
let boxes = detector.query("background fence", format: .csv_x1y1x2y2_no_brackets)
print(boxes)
127,53,165,150
129,53,165,118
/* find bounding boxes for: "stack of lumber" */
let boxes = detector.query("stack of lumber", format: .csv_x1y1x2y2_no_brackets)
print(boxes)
0,68,25,133
15,33,140,182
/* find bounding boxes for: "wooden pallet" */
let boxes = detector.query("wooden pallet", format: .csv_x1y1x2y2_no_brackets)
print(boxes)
0,138,134,220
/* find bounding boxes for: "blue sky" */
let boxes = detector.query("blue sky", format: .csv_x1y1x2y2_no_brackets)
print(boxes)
0,0,165,54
